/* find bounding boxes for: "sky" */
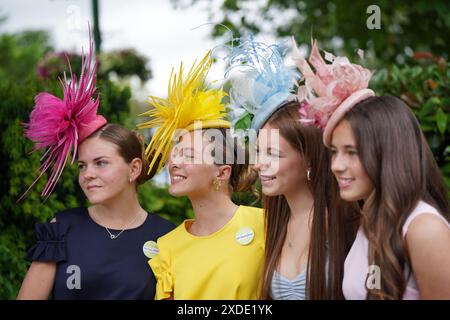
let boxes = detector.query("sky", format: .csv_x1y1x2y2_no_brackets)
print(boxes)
0,0,226,98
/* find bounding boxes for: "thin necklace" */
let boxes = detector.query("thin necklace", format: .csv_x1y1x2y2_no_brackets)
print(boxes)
96,210,144,240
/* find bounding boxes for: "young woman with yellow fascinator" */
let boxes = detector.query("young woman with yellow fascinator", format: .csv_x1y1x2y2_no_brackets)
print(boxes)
139,51,264,300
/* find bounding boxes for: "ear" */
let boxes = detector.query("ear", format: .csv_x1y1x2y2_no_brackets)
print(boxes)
129,158,143,182
216,165,232,181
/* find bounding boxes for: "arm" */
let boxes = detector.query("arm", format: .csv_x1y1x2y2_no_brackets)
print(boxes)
406,213,450,299
17,261,57,300
17,217,58,300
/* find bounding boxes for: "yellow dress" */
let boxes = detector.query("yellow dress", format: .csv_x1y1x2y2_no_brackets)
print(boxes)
149,205,265,300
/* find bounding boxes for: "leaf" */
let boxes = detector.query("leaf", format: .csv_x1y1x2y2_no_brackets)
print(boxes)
436,108,447,135
419,96,441,117
234,112,253,130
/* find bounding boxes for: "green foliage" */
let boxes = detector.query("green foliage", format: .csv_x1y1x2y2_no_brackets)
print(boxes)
0,226,29,299
370,55,450,189
138,182,194,226
187,0,449,64
233,111,252,130
100,49,152,83
0,30,52,81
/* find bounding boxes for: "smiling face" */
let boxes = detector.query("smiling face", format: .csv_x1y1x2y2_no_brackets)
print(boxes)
78,136,133,204
330,120,374,202
255,123,308,197
167,130,222,197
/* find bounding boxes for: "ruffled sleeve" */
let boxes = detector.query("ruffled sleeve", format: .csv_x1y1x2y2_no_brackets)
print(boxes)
24,221,70,263
148,240,173,300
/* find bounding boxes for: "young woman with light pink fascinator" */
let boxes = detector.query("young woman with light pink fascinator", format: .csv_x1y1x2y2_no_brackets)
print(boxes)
293,38,450,300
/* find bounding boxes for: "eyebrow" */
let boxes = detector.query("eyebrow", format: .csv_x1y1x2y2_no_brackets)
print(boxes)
330,144,357,150
181,147,198,154
78,156,111,163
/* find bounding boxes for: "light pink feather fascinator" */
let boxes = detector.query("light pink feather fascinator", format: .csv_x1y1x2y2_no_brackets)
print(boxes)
291,37,374,146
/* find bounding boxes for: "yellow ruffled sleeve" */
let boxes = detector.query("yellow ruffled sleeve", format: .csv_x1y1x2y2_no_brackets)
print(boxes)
148,239,173,300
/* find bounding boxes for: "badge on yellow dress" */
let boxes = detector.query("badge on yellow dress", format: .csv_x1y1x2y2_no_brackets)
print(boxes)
143,240,159,259
235,226,255,245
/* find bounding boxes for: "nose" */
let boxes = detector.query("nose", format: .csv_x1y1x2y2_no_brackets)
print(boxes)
331,152,346,175
81,165,97,181
168,157,181,170
255,153,269,171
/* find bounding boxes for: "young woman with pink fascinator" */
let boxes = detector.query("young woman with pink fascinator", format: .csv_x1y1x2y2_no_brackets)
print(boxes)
226,36,358,300
294,38,450,299
17,33,174,299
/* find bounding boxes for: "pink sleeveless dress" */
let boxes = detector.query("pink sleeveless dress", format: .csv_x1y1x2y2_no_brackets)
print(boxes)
342,200,450,300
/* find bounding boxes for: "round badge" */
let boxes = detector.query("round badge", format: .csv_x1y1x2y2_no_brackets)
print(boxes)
235,227,255,245
142,240,159,259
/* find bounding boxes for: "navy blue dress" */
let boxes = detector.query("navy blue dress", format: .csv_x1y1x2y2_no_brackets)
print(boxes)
25,207,175,299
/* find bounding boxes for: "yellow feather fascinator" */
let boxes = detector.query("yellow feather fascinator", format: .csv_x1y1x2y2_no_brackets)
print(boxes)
138,51,230,174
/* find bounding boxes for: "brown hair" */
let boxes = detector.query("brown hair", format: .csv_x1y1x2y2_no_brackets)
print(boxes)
344,95,449,299
87,123,159,185
202,127,258,194
260,101,359,299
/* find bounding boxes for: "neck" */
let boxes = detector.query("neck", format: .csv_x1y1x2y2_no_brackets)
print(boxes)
285,182,314,222
91,186,143,224
188,191,238,235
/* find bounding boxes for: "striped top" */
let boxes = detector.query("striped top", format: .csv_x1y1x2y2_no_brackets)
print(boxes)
270,269,307,300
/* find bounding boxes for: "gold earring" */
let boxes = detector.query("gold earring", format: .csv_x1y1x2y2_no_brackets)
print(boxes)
213,177,222,191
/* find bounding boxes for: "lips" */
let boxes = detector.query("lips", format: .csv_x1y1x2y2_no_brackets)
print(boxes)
336,177,354,188
260,174,276,186
87,185,101,191
170,174,187,184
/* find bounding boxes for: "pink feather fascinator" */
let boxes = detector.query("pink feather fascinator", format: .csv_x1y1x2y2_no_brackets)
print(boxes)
291,37,374,146
21,35,106,200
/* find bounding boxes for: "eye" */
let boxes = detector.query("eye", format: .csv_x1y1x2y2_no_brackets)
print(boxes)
269,150,281,158
96,160,108,167
183,150,195,159
348,150,358,156
78,163,86,170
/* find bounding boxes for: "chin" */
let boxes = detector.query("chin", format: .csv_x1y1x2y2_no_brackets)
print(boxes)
339,191,364,202
261,186,283,197
86,192,116,205
169,186,185,197
86,196,105,205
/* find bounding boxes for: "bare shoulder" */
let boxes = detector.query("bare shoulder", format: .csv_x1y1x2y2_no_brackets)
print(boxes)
406,213,450,247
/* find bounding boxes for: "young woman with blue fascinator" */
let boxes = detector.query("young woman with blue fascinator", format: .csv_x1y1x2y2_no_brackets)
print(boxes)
17,34,174,299
294,39,450,299
226,36,358,300
139,51,264,300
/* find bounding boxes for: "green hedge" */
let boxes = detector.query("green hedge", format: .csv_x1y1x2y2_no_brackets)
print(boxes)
370,55,450,189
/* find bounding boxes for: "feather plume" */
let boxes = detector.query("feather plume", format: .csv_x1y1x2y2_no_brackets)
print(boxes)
21,33,104,200
138,51,229,174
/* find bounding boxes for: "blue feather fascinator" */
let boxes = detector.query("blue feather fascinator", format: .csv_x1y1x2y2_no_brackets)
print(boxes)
225,35,300,130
